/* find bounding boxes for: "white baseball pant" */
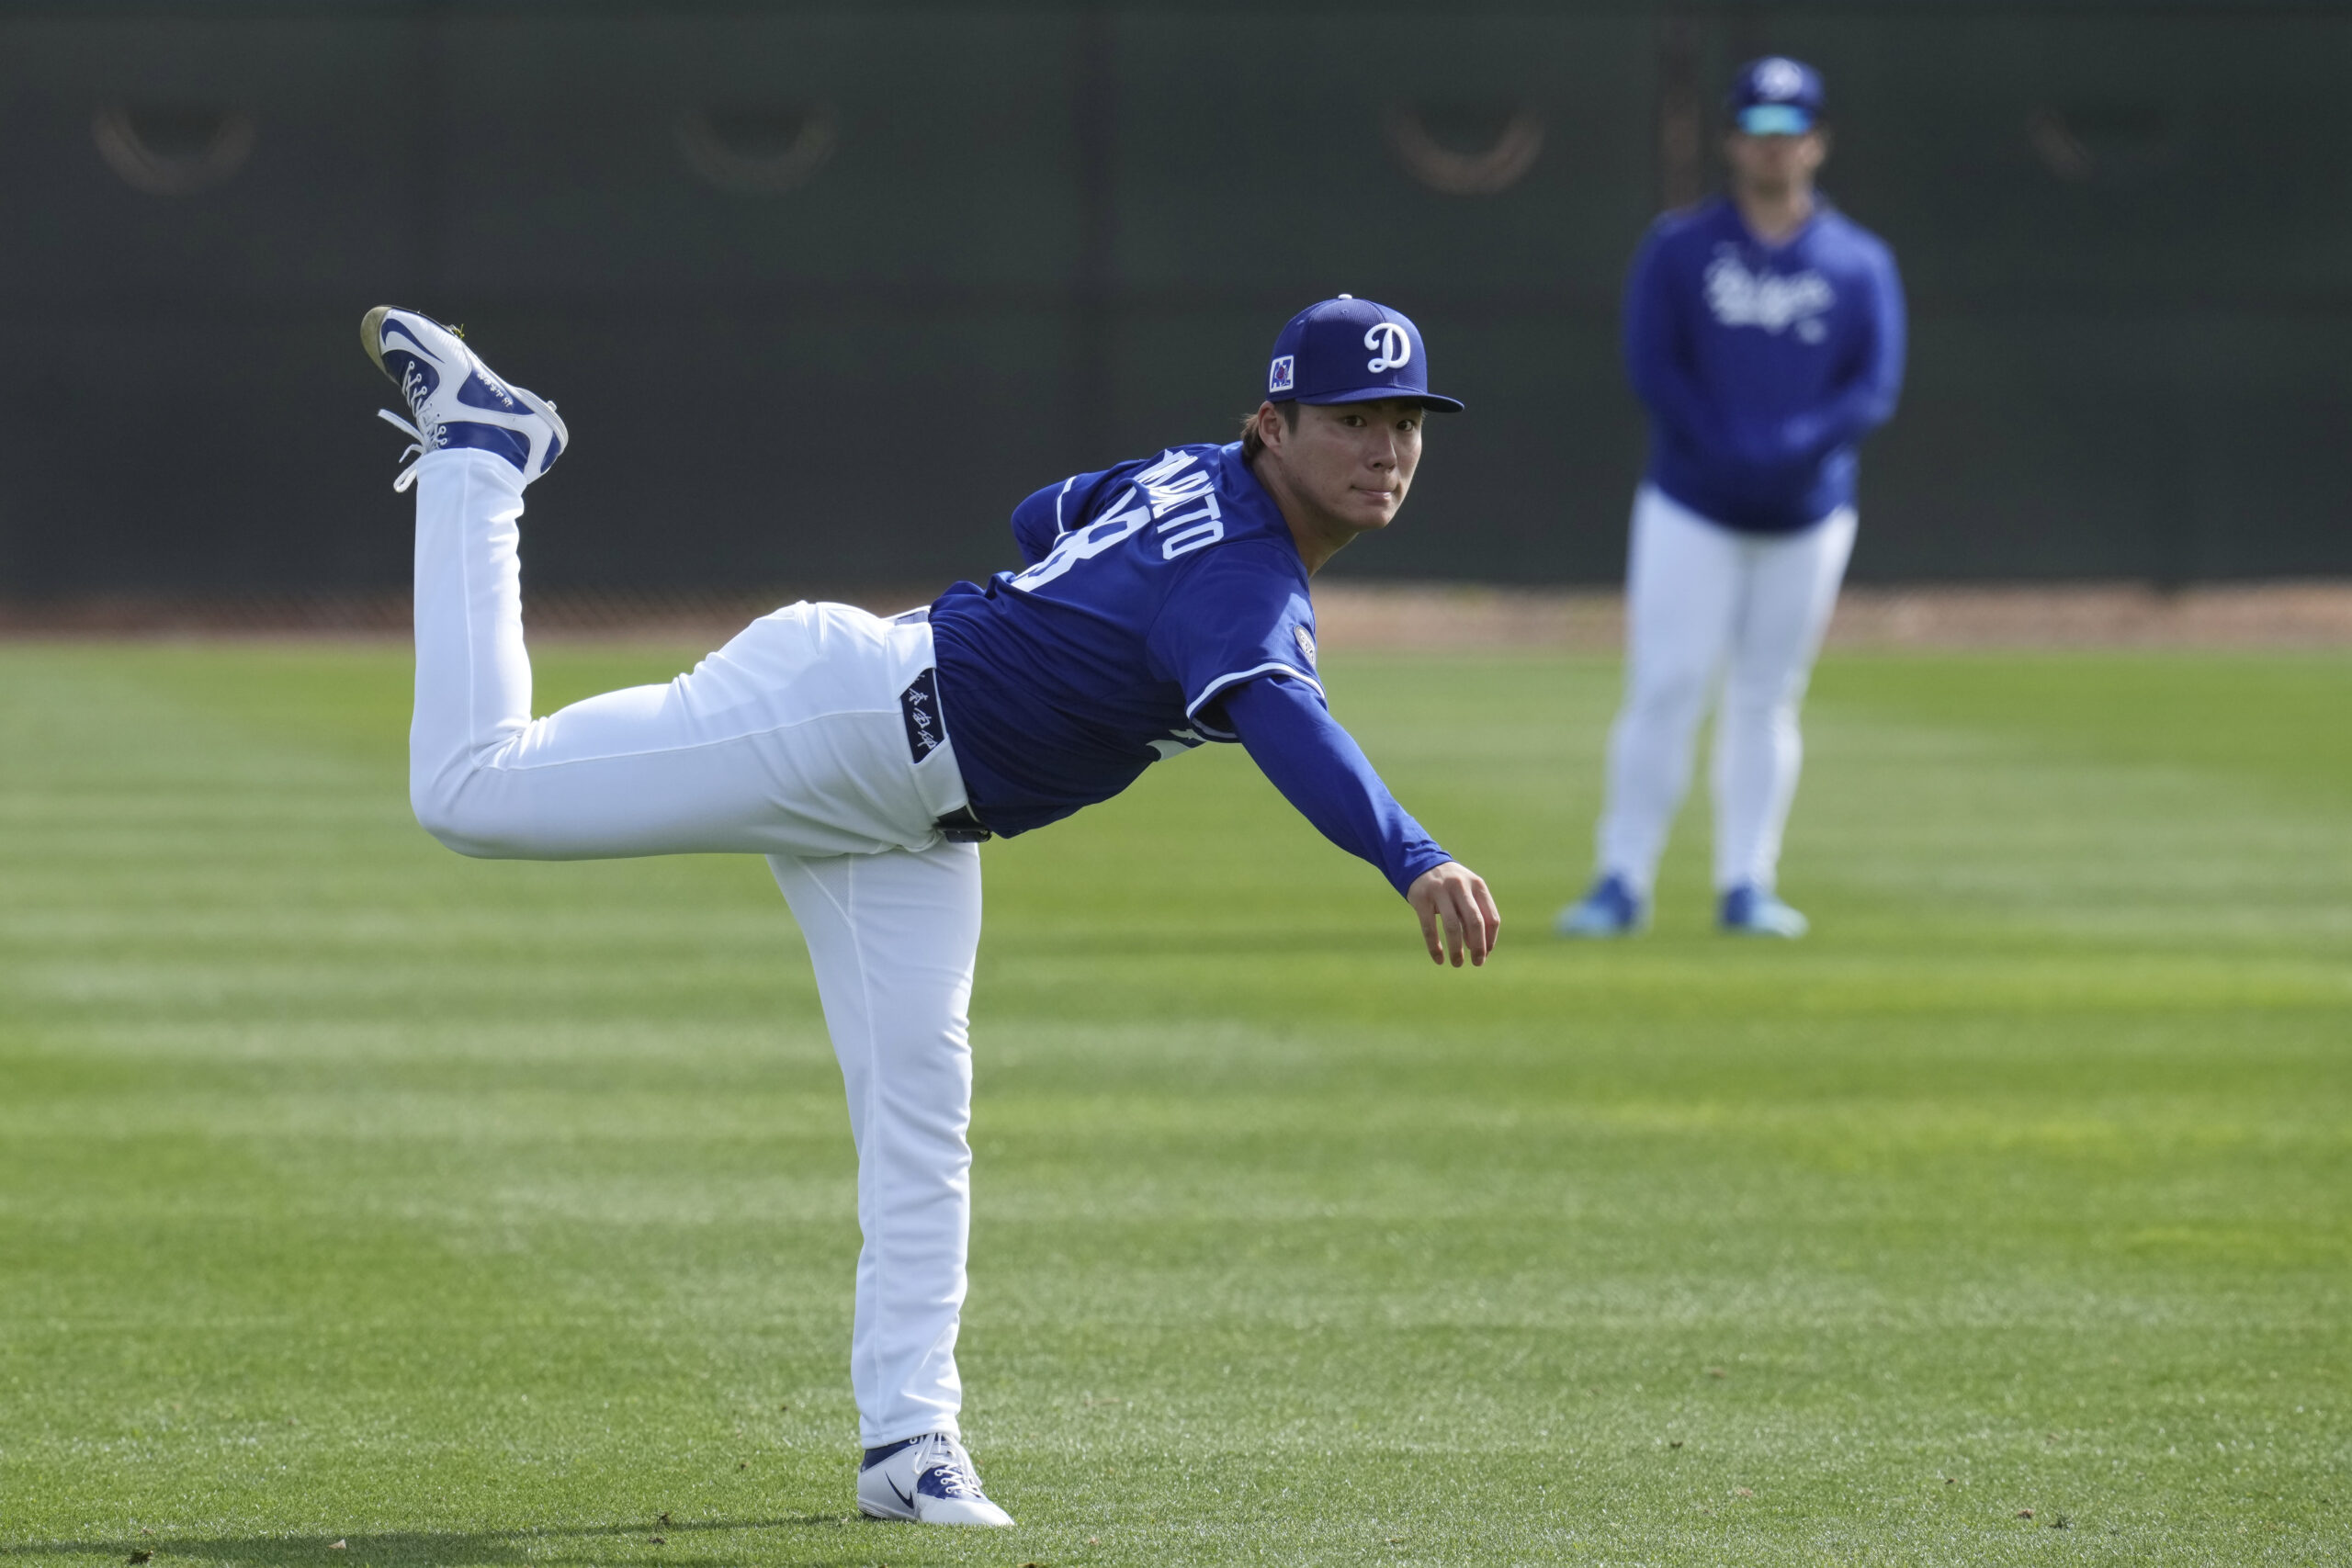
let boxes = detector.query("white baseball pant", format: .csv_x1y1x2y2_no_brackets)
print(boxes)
409,447,982,1446
1593,483,1857,898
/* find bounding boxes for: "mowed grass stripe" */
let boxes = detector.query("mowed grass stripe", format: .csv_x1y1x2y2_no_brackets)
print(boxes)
1,642,2346,1565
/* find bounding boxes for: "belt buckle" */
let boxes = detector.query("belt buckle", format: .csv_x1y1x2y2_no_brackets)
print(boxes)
935,805,991,843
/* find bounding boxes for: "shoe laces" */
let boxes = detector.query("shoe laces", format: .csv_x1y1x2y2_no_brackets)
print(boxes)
377,374,557,493
377,355,449,492
376,409,432,493
914,1435,985,1499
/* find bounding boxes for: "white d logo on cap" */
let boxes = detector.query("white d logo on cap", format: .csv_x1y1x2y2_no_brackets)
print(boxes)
1364,322,1411,374
1756,58,1805,100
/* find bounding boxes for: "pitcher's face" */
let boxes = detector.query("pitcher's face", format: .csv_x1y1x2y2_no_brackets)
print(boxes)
1271,400,1425,536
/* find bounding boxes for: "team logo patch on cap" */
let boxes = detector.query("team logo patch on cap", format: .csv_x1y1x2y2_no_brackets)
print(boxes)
1269,355,1295,394
1756,57,1806,100
1294,625,1317,668
1363,322,1411,374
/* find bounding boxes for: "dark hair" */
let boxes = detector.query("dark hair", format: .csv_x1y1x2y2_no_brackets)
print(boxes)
1238,400,1299,465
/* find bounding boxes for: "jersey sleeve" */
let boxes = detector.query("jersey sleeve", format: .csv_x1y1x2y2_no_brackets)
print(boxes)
1223,674,1452,897
1778,240,1907,458
1143,541,1322,740
1007,479,1075,567
1623,222,1730,456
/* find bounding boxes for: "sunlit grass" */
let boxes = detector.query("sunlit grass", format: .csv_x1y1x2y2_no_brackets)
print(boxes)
2,643,2346,1565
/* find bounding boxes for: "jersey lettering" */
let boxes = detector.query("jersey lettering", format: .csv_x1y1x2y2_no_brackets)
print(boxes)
1144,469,1213,515
1007,449,1226,588
1128,449,1198,488
1007,496,1152,590
1703,244,1836,342
1156,493,1224,559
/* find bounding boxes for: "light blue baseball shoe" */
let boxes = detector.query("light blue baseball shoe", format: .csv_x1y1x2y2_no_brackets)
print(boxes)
1719,884,1809,938
361,306,567,492
1555,873,1647,938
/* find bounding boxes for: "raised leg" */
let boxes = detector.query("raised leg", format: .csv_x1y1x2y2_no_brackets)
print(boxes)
406,450,537,837
405,449,947,861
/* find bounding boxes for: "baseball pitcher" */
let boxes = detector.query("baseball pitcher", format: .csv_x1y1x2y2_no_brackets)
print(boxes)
362,295,1497,1527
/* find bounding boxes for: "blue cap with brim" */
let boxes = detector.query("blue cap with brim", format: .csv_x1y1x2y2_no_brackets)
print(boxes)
1265,296,1464,412
1728,56,1826,133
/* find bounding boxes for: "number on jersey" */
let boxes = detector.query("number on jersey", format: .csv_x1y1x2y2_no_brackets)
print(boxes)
1007,450,1227,592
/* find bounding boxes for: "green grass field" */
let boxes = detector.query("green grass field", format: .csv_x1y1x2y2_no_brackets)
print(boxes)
2,641,2346,1567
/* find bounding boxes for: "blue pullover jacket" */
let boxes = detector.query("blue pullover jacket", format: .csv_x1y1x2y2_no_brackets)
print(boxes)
1624,196,1905,533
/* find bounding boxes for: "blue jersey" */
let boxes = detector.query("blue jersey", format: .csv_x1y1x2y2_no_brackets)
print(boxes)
929,442,1324,838
1624,196,1905,533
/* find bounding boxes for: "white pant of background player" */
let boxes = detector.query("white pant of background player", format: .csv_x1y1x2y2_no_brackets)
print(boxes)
410,448,980,1448
1594,483,1857,897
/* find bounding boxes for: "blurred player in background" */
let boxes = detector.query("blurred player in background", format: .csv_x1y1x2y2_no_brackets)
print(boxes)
1557,55,1905,940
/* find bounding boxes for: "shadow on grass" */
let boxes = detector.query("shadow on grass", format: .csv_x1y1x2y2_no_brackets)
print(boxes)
0,1512,885,1567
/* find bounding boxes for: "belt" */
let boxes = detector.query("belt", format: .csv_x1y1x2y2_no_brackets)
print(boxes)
933,804,992,843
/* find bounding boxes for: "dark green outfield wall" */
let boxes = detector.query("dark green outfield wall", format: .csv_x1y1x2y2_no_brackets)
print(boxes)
3,3,2346,592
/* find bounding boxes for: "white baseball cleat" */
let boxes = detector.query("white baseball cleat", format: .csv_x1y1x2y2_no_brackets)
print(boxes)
1719,883,1810,938
855,1433,1014,1527
360,306,567,492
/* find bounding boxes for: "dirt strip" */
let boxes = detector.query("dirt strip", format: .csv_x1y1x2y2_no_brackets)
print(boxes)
4,582,2349,649
1313,581,2352,650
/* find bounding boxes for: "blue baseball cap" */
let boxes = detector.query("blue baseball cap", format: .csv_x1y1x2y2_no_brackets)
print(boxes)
1728,56,1825,136
1263,296,1464,412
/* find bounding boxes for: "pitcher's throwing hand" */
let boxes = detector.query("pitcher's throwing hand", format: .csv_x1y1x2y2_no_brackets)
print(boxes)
1411,863,1501,966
